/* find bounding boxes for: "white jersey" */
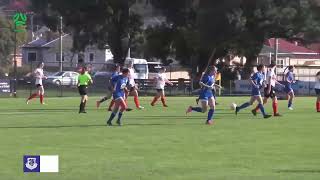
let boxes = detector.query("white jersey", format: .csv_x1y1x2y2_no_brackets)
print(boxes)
128,68,136,86
34,68,44,85
266,69,277,87
156,73,167,89
315,75,320,89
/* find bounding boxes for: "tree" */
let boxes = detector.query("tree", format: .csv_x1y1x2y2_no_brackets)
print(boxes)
30,0,143,64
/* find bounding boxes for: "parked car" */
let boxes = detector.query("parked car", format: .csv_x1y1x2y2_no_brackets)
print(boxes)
45,71,79,86
92,71,113,89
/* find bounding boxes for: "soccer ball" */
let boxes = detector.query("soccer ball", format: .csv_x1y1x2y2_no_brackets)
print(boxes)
230,103,237,110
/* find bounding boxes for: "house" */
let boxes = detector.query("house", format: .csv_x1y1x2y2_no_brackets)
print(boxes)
21,34,113,70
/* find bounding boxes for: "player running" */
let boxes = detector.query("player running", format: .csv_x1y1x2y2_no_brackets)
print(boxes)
151,67,173,107
77,67,93,113
96,64,121,109
186,66,221,125
252,63,284,116
126,61,144,110
107,68,130,126
284,66,295,110
235,64,272,119
315,71,320,112
26,62,47,105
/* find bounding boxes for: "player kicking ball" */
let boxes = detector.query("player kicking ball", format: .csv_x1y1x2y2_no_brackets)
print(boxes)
107,68,130,126
151,67,173,107
186,66,221,125
252,63,284,117
26,62,47,105
236,64,272,119
77,67,93,114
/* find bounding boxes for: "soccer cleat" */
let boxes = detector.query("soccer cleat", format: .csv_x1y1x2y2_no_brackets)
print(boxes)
116,120,122,126
26,100,30,105
206,120,214,125
96,101,100,109
251,109,257,116
107,121,113,126
196,98,199,105
264,115,272,119
274,113,282,117
108,108,112,112
288,107,294,110
163,104,168,107
186,106,192,114
137,106,144,110
150,103,155,106
126,108,133,112
235,107,239,115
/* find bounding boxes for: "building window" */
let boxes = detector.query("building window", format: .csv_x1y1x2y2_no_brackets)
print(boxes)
277,59,284,68
78,53,84,63
56,53,65,61
27,52,37,62
89,53,94,62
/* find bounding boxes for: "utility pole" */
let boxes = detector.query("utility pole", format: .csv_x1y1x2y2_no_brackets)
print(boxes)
274,38,278,65
59,16,63,72
13,23,17,97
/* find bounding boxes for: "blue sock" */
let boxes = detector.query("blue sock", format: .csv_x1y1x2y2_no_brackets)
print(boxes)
288,100,292,108
258,103,266,116
117,112,123,122
207,109,214,121
238,102,250,111
191,107,203,113
108,112,116,123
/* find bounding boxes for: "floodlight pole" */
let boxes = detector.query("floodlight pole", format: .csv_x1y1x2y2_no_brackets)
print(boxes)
13,24,17,97
59,16,63,72
274,38,278,65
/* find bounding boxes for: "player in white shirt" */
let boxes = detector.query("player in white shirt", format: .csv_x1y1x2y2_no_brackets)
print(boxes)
26,62,47,104
315,71,320,112
252,63,284,116
151,67,173,107
126,61,144,109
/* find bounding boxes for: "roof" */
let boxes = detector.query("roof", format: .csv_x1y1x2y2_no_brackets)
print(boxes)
265,38,320,59
22,38,49,48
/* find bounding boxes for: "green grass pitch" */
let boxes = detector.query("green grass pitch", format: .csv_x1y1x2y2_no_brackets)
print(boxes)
0,96,320,180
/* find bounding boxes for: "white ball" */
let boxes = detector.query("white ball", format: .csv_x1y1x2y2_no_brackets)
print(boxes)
230,103,237,110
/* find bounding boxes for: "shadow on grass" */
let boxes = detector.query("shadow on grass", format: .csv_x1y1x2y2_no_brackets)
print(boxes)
275,169,320,174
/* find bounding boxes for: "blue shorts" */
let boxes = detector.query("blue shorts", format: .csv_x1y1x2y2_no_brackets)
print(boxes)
251,88,261,96
199,92,214,101
113,92,125,100
285,86,293,94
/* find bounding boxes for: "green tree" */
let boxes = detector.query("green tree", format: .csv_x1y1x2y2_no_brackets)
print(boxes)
31,0,143,64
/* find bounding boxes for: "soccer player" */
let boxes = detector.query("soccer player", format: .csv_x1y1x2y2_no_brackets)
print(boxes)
107,68,130,126
26,62,47,105
235,64,272,119
126,61,144,109
151,67,173,107
186,66,221,125
315,71,320,112
252,63,284,116
284,66,295,110
77,67,93,113
96,64,120,109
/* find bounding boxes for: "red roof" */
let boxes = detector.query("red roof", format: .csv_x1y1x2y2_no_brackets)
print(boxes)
265,38,320,59
4,0,29,11
266,38,316,54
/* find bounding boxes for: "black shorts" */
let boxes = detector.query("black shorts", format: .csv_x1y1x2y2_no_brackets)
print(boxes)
264,86,276,98
36,84,42,88
156,89,164,93
78,85,88,96
316,89,320,95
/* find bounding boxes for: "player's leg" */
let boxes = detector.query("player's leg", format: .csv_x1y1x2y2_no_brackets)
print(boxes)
316,89,320,112
186,95,208,114
26,86,39,104
83,95,88,113
252,97,268,116
131,88,144,109
272,95,281,116
256,95,271,118
160,90,168,107
206,97,215,125
236,96,255,115
116,98,127,126
107,99,120,126
287,90,294,110
151,90,161,106
39,85,45,104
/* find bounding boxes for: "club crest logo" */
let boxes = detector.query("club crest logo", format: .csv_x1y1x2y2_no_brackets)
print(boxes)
25,158,38,170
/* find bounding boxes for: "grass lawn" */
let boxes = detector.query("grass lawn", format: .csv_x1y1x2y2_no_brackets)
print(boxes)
0,96,319,180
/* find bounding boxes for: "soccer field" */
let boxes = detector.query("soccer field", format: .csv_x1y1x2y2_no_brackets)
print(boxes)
0,96,319,180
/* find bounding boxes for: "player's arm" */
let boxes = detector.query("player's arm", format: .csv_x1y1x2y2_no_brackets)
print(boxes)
213,83,222,89
267,75,272,93
164,78,173,86
249,75,259,88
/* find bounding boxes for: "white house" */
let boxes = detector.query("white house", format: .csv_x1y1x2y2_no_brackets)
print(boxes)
21,34,113,70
